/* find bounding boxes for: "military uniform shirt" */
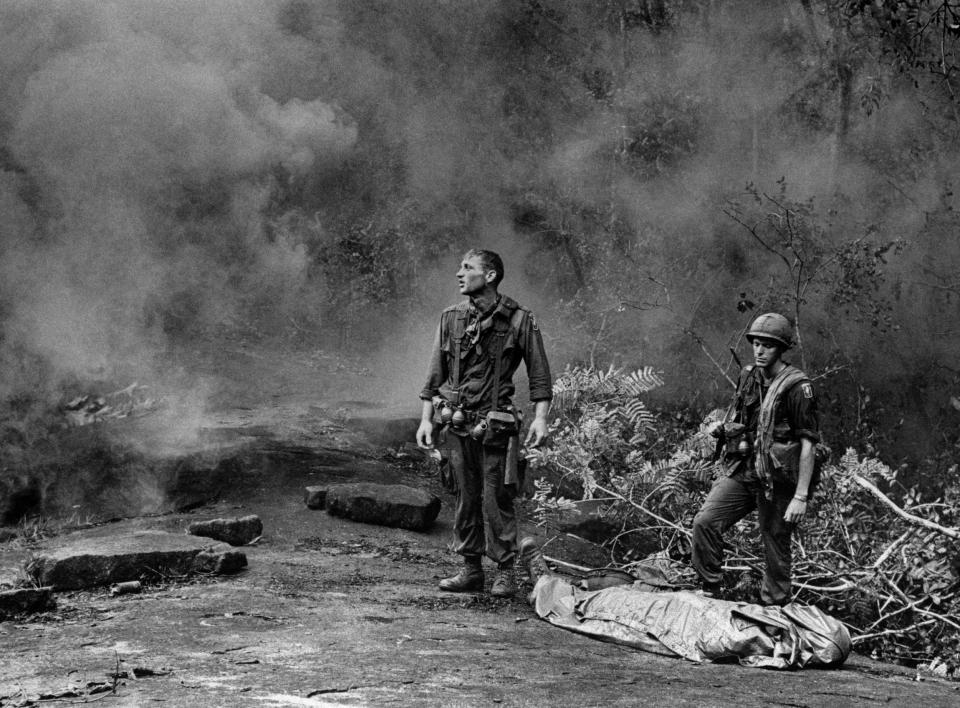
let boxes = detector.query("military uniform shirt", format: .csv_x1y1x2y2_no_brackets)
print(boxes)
729,365,819,480
738,366,820,443
419,295,552,413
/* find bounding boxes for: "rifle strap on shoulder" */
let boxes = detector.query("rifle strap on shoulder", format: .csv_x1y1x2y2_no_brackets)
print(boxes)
449,303,470,403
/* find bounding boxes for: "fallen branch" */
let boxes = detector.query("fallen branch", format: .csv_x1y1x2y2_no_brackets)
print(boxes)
542,555,594,573
793,580,859,593
593,483,692,538
871,529,914,569
863,597,927,633
851,474,960,539
913,606,960,632
853,619,938,644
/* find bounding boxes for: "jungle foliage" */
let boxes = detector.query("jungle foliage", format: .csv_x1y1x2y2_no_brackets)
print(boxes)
527,363,960,676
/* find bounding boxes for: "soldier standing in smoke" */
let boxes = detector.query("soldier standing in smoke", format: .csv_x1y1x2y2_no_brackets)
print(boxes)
692,313,821,606
416,249,552,598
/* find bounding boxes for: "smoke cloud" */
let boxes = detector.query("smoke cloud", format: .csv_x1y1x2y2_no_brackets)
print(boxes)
0,0,956,447
0,0,353,400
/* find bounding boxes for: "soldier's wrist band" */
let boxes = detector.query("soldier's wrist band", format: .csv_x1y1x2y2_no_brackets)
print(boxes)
793,495,807,502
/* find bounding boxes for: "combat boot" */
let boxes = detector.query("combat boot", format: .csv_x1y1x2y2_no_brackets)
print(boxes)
518,536,549,582
438,556,484,593
490,563,516,598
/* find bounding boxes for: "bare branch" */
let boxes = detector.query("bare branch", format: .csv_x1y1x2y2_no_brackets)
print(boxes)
682,328,737,389
853,619,939,644
871,529,914,569
721,206,793,270
851,474,960,539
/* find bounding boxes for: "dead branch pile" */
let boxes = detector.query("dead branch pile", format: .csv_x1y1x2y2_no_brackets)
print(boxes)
527,364,960,675
537,443,960,676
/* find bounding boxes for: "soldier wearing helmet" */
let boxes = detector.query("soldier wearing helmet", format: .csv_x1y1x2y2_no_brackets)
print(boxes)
691,312,821,606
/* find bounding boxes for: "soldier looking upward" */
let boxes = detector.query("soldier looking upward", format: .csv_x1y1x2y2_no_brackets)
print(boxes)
692,313,820,606
416,249,552,598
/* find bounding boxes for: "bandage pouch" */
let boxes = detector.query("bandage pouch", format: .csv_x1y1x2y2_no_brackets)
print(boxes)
482,410,518,449
768,441,801,486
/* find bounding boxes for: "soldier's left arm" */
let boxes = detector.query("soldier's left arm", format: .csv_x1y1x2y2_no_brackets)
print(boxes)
784,379,820,524
520,311,553,447
784,438,816,523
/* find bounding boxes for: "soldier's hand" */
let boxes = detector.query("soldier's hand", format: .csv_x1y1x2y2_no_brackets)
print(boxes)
415,420,435,449
525,417,549,448
784,497,808,524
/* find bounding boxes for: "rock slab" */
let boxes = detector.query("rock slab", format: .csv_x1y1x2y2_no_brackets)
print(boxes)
188,515,262,546
25,531,247,590
325,482,440,531
304,486,327,509
0,587,55,618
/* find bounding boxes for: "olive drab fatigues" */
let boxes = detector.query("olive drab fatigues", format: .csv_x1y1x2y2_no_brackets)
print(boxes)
420,295,552,566
692,364,819,606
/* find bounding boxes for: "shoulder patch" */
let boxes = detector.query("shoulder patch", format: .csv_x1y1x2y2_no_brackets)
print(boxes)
801,382,814,399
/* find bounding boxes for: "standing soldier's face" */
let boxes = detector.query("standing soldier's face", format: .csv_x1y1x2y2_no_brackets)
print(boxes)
751,337,783,369
457,256,493,295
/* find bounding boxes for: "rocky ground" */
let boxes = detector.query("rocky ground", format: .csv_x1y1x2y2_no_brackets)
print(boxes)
0,344,958,707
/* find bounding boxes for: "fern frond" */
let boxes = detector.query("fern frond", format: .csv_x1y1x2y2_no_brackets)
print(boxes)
657,466,695,504
551,388,582,413
633,458,672,484
839,447,859,470
592,363,622,395
621,399,656,431
619,367,665,396
832,448,896,483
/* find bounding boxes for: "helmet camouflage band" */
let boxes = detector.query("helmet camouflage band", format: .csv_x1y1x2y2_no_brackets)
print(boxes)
746,312,793,348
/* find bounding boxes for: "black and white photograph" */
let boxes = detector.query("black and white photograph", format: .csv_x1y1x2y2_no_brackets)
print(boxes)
1,1,959,705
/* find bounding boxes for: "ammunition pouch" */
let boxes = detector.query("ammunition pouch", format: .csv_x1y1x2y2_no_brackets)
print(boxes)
482,410,519,449
767,440,801,487
765,440,830,490
721,422,751,459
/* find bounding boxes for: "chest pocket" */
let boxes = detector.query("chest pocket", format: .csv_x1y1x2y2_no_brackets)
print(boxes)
493,320,518,358
441,311,469,358
739,382,761,427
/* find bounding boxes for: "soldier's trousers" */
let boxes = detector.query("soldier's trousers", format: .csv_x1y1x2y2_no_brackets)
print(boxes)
691,474,795,605
446,434,516,566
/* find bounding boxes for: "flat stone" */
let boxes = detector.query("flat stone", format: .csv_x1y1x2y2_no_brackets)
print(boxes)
2,444,241,525
25,531,247,590
304,486,327,509
187,515,262,546
0,587,55,619
192,549,248,574
325,483,440,531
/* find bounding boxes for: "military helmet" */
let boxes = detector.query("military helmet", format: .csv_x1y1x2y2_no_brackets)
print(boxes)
746,312,793,348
